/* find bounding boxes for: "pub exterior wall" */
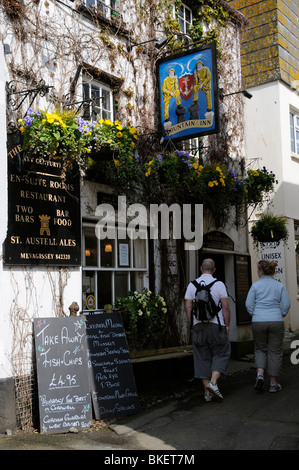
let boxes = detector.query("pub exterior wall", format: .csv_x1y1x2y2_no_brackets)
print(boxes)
0,0,249,430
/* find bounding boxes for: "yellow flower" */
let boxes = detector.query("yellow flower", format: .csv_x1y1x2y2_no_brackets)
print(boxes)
208,181,214,187
98,119,104,124
46,113,54,124
220,177,225,186
116,132,122,138
114,159,120,166
198,165,203,171
145,168,152,177
20,126,25,133
192,163,199,169
116,125,123,130
129,127,137,134
131,142,135,147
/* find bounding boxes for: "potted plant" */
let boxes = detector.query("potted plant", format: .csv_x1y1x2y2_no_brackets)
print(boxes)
115,288,167,351
250,213,289,246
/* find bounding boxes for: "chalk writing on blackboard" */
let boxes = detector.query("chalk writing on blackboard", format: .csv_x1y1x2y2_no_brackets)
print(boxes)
34,317,92,434
85,312,140,420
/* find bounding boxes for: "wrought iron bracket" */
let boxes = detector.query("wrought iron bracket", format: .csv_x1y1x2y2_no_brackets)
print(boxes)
6,79,54,115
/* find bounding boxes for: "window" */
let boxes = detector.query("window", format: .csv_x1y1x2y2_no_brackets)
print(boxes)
82,77,113,121
82,223,148,311
290,111,299,155
182,137,204,158
178,3,192,34
81,0,121,21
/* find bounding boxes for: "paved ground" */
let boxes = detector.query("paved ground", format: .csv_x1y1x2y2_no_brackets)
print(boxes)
0,333,298,453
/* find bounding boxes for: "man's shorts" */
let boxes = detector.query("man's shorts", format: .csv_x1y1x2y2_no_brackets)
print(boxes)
192,322,231,378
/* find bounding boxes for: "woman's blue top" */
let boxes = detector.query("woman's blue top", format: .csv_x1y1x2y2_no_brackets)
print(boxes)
245,275,290,322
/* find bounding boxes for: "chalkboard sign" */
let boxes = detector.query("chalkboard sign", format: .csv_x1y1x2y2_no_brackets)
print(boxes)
34,317,92,434
235,255,252,325
85,311,140,420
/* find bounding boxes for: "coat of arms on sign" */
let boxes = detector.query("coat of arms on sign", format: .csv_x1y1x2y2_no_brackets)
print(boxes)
157,43,219,141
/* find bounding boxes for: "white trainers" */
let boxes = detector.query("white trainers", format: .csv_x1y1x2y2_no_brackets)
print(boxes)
269,383,282,393
204,392,213,402
206,381,223,399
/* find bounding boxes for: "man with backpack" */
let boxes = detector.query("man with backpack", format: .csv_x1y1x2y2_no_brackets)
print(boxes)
185,258,231,401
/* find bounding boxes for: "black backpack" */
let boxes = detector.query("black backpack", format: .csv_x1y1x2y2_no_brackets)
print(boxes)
191,279,221,324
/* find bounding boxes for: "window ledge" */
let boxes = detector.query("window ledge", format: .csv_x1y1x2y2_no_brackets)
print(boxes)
291,152,299,163
78,3,129,35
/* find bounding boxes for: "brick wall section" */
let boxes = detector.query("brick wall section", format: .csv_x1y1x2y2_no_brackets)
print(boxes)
227,0,299,88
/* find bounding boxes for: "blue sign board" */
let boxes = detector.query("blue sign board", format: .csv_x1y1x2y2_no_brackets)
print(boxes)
157,42,219,141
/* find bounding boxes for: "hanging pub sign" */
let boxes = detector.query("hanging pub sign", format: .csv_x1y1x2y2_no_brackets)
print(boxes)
4,133,81,266
157,42,219,141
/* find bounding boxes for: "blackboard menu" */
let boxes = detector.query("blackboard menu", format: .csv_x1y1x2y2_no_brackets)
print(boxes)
235,255,252,325
5,133,81,266
85,311,140,420
34,317,92,434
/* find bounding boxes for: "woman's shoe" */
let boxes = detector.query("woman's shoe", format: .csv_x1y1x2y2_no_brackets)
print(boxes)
269,383,282,393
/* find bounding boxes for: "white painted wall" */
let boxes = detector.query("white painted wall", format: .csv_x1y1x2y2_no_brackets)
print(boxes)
244,81,299,330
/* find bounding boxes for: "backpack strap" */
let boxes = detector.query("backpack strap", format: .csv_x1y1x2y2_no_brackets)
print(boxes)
191,279,222,327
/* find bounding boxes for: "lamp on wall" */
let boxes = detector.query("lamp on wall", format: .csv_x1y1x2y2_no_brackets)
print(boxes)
127,37,168,52
221,89,253,99
104,243,113,253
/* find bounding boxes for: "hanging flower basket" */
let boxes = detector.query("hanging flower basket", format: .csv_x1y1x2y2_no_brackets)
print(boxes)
250,213,289,247
18,109,139,171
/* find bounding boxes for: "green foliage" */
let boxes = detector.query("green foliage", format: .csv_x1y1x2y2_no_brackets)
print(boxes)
245,167,277,203
18,109,139,169
108,149,277,227
19,107,92,165
250,213,289,246
116,289,167,350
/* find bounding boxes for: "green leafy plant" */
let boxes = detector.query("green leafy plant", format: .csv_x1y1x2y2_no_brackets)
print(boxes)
108,149,277,227
250,213,289,246
245,167,277,204
18,109,139,169
116,288,167,350
19,107,93,165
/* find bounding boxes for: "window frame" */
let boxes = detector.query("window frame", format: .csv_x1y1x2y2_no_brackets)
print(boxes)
290,110,299,156
81,0,121,21
82,222,149,311
178,2,193,34
82,76,114,122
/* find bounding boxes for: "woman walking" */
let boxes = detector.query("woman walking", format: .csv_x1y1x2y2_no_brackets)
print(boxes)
246,260,290,392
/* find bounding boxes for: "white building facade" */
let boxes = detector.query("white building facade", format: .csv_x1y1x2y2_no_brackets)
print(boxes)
0,0,253,432
228,0,299,331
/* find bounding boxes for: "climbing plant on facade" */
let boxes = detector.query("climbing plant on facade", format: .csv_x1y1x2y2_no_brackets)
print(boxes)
107,149,278,227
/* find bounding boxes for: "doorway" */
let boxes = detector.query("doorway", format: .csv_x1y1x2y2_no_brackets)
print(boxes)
199,252,225,283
